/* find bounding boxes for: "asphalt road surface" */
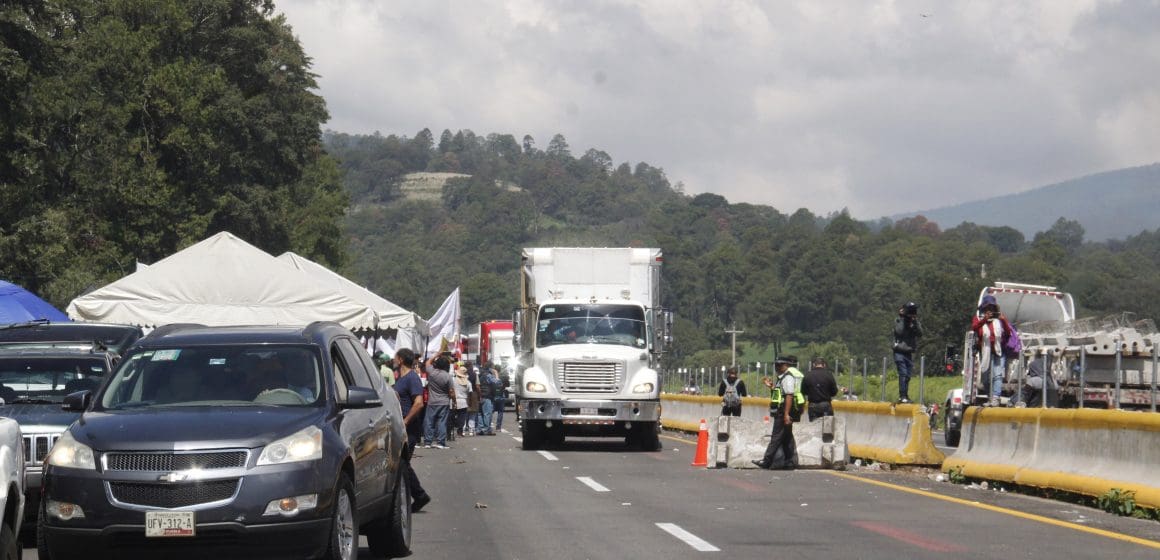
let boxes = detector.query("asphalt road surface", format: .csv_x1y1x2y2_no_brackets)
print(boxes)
22,427,1160,559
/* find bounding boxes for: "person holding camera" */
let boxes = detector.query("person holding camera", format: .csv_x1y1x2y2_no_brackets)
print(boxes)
892,302,923,403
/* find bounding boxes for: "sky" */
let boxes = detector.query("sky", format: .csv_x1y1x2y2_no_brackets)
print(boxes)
276,0,1160,219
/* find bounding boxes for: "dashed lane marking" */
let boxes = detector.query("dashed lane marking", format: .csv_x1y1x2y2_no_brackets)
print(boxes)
656,522,721,552
512,437,523,443
576,476,610,492
537,450,559,461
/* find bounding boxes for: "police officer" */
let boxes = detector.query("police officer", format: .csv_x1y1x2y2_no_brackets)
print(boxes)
753,355,804,470
803,357,840,421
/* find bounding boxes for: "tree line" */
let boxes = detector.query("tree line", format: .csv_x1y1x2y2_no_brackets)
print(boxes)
331,129,1160,368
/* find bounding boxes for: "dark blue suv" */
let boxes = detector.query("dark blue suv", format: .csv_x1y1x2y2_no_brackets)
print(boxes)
37,322,411,559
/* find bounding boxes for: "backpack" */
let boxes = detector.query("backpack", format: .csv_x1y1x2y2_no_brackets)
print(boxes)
1001,319,1022,358
722,379,742,408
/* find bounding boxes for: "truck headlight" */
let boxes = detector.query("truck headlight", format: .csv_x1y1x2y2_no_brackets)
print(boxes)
258,426,323,465
632,382,654,394
525,381,546,393
47,432,95,470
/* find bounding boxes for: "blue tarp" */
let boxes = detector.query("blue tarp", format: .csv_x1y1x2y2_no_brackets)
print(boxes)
0,280,70,324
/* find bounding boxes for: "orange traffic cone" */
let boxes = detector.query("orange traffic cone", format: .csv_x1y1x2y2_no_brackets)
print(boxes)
691,418,709,467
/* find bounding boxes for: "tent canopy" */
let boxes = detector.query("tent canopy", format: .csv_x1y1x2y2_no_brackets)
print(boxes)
67,232,378,329
0,281,70,324
278,252,428,334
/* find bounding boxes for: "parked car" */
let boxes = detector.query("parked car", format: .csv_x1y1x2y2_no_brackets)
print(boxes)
0,320,143,356
0,416,24,560
0,347,116,534
38,322,411,560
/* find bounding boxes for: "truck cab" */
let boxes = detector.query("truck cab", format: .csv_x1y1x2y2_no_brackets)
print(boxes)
514,248,671,450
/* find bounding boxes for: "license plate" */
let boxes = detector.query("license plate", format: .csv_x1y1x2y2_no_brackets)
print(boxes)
580,407,598,416
145,511,195,537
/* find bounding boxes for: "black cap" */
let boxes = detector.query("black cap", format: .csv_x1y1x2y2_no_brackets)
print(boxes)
904,302,919,314
774,355,797,366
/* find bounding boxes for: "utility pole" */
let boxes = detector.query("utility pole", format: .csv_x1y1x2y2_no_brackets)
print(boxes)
724,324,744,367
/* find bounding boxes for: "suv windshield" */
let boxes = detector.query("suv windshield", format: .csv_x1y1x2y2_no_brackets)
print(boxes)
99,345,323,409
536,304,647,349
0,356,108,404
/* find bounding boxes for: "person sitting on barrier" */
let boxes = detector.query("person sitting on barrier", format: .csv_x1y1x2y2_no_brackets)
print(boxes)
803,357,840,421
753,355,802,470
973,295,1008,407
717,367,748,416
1021,353,1059,408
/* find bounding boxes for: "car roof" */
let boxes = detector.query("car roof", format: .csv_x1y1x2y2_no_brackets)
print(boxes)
132,322,350,349
0,321,143,353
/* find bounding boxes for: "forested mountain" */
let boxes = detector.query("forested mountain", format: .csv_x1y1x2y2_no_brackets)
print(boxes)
895,163,1160,242
328,130,1160,367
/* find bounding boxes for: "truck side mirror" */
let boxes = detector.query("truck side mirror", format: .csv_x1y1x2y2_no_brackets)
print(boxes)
512,309,523,351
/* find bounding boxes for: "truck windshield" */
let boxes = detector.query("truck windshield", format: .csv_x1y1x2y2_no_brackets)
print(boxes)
536,304,647,349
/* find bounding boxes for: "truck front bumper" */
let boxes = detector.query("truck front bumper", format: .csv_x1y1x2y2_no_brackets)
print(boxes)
519,399,661,423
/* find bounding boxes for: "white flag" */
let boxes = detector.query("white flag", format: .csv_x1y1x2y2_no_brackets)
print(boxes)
425,288,461,356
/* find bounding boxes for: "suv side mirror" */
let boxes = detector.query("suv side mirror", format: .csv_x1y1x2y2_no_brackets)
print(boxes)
62,390,92,412
342,386,382,409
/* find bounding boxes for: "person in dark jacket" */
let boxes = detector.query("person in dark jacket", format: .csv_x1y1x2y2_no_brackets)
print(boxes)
892,301,923,403
802,357,840,421
716,367,748,416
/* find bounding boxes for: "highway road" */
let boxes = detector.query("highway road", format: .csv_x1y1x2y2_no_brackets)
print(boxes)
21,428,1160,559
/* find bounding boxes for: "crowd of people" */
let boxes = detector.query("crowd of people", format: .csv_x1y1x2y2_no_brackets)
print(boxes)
372,347,511,514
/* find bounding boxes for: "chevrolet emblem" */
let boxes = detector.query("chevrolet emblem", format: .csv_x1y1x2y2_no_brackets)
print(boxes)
158,472,188,483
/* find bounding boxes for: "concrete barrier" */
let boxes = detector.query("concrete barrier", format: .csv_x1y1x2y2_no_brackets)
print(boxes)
943,407,1160,508
661,395,941,466
709,415,848,469
832,401,945,466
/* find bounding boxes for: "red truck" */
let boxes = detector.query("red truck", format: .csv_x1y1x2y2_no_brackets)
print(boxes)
468,320,516,370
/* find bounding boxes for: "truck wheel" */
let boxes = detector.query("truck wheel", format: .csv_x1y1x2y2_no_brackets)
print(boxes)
366,470,411,558
944,427,960,447
521,421,543,450
1,523,18,560
637,422,662,451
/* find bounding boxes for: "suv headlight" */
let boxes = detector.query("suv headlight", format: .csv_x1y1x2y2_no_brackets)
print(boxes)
257,426,323,465
47,432,95,470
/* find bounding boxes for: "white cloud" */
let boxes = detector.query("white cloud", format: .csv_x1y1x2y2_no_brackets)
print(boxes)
277,0,1160,220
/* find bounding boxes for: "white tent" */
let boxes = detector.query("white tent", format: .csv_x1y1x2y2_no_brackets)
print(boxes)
67,232,379,329
278,252,428,334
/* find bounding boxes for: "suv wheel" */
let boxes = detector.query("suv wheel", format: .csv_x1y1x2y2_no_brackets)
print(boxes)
367,471,411,558
325,475,357,560
0,522,18,560
35,507,51,560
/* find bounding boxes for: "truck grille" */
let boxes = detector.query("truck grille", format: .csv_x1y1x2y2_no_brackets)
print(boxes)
109,479,239,508
555,361,624,393
24,433,60,467
105,451,248,472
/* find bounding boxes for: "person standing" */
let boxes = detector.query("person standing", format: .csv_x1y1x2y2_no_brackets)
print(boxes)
753,356,803,470
421,355,456,448
476,364,498,435
392,348,430,512
450,366,471,438
892,302,923,403
492,364,508,433
716,367,748,416
973,295,1008,406
802,357,841,421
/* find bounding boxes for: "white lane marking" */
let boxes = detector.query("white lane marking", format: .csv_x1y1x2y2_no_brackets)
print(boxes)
512,437,523,443
576,476,610,492
538,450,559,461
656,523,720,552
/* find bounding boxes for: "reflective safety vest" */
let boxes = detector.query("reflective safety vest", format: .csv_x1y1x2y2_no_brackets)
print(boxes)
770,367,806,408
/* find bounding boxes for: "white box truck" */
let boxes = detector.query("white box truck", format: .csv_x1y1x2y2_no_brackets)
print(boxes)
513,248,672,450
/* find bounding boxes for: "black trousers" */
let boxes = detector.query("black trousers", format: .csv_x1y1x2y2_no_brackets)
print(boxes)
403,425,428,501
721,404,742,417
760,411,797,469
808,402,833,421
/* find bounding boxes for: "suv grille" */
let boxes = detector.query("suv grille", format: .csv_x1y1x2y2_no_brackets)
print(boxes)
24,433,59,467
109,479,239,508
105,451,247,471
555,361,624,393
